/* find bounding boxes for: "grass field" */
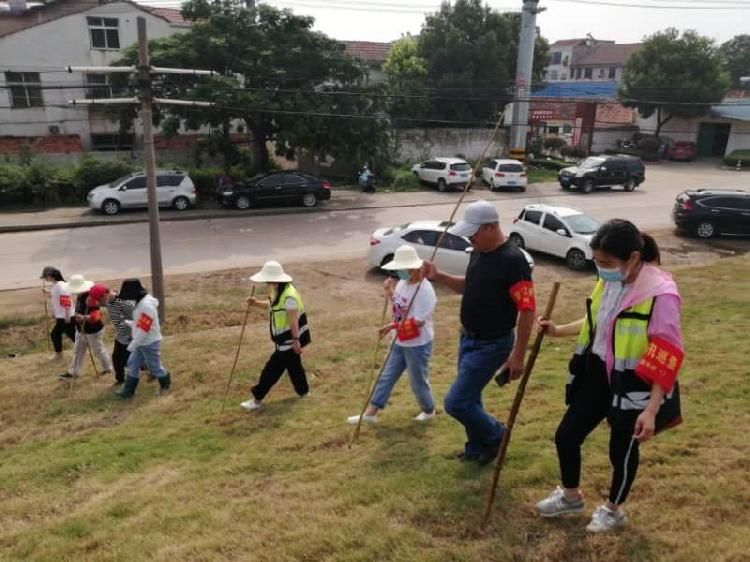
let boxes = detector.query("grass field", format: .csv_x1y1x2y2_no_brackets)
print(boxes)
1,254,749,562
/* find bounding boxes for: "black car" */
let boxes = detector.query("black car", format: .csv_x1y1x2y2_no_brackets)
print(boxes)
672,189,750,238
558,155,645,194
217,172,332,209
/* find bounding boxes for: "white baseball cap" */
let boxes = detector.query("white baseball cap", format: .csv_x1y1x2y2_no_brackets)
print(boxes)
448,200,500,238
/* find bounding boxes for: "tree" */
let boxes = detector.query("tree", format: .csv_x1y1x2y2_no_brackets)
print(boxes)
382,35,431,126
620,29,730,138
398,0,549,124
112,0,389,171
719,35,750,89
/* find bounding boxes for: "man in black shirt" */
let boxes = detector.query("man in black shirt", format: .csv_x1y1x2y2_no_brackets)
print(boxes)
423,201,536,464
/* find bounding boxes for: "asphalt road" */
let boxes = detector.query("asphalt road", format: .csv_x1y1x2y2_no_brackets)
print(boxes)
1,162,746,290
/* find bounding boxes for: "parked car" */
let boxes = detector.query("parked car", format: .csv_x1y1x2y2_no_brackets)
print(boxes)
87,170,196,215
368,220,534,276
508,204,600,270
558,155,645,194
672,189,750,238
480,159,527,192
668,141,698,162
217,171,331,209
411,158,472,192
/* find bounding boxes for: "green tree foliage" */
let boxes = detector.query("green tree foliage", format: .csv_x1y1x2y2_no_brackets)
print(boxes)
719,35,750,89
382,35,431,125
620,29,730,137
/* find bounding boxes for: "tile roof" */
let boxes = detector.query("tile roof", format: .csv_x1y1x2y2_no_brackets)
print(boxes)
574,43,640,67
343,40,392,64
142,6,188,25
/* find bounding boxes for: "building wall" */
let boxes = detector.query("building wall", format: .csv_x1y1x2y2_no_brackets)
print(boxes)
0,3,186,149
545,45,573,82
392,127,508,162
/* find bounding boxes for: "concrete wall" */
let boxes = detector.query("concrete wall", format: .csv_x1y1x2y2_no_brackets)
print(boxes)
392,127,509,163
0,4,186,149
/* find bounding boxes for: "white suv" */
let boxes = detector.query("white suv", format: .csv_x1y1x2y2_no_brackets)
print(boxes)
508,204,600,270
87,170,197,215
481,159,527,192
411,157,472,192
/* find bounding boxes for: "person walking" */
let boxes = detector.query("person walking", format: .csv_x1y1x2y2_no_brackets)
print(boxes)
240,261,311,411
59,276,114,380
346,245,437,426
535,219,683,533
422,201,536,465
88,282,137,386
114,279,171,399
41,266,75,360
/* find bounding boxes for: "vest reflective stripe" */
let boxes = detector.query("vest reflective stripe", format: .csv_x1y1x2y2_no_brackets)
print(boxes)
269,284,310,348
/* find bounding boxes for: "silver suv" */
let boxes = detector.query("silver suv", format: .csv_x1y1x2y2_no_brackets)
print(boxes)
87,170,197,215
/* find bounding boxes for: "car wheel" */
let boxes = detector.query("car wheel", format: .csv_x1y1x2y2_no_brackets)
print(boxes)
102,199,120,215
509,233,525,249
623,178,636,192
301,192,318,207
518,186,526,193
695,221,716,239
566,248,588,271
437,178,448,193
561,183,570,191
173,196,190,210
582,179,594,194
235,196,251,210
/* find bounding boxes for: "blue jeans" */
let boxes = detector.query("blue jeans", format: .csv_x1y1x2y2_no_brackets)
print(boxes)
444,333,515,458
371,341,435,413
127,340,167,380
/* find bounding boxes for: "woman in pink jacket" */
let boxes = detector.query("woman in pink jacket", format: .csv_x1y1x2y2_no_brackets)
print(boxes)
535,219,684,533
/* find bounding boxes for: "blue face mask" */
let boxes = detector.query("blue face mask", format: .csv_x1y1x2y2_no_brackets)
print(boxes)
597,265,625,283
397,270,410,280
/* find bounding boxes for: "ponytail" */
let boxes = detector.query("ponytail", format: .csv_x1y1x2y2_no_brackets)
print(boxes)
641,233,660,265
591,219,661,264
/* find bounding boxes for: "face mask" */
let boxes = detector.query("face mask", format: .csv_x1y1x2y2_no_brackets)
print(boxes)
267,283,278,300
597,265,625,283
397,271,410,281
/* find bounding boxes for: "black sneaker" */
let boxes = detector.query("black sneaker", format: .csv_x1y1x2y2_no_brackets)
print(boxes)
59,372,76,380
478,427,508,466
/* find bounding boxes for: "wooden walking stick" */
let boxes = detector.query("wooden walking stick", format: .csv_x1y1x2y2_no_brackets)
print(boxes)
41,279,51,352
482,281,561,527
220,284,256,418
349,292,392,448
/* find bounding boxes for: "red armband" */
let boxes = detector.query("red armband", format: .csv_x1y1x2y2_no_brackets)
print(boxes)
59,295,71,309
88,309,101,323
509,280,536,312
396,318,421,342
635,336,683,393
136,312,154,333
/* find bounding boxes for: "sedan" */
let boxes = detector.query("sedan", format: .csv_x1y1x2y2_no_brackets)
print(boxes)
368,220,534,276
668,141,698,162
217,171,331,209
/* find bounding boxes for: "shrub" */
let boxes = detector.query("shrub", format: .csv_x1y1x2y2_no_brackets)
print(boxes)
525,158,568,171
72,158,135,199
723,150,750,168
188,167,223,199
390,169,421,191
0,164,31,206
561,145,588,159
544,136,567,151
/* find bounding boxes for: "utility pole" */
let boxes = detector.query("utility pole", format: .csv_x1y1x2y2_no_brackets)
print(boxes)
67,15,214,324
509,0,544,162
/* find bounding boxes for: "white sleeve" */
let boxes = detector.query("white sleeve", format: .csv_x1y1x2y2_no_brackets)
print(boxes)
409,281,437,322
284,297,297,310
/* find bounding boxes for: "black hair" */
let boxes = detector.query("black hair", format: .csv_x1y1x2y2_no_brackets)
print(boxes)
41,267,64,282
590,219,660,265
271,282,289,307
119,278,148,302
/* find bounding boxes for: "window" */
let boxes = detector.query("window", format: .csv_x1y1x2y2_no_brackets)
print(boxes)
701,197,743,211
259,174,285,187
549,70,558,81
543,214,567,234
4,72,43,108
609,67,617,80
574,68,582,79
584,68,593,79
87,16,120,49
450,162,471,171
402,230,439,247
157,174,184,188
125,176,147,190
523,209,543,225
90,133,134,151
86,73,122,99
498,163,524,173
598,68,606,79
548,126,560,134
429,161,446,170
561,73,567,81
562,55,569,66
439,233,470,252
550,52,562,65
562,124,572,134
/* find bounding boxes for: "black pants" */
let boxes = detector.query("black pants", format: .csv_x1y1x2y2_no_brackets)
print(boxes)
555,355,640,505
251,349,309,401
51,319,76,353
112,340,131,383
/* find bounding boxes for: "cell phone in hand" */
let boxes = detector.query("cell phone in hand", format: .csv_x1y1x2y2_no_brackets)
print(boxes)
494,367,511,387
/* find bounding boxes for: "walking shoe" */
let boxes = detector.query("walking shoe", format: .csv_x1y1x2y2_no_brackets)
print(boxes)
449,451,478,462
100,369,112,377
240,398,262,411
414,411,436,422
586,505,626,533
114,376,139,399
478,425,507,466
59,372,77,380
536,486,586,518
346,414,378,425
158,372,171,395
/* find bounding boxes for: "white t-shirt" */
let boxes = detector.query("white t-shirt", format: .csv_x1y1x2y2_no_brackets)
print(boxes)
391,279,437,347
592,281,631,360
50,281,72,319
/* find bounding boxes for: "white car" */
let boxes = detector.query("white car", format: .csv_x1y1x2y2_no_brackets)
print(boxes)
411,157,472,192
508,204,600,270
368,220,534,276
87,170,197,215
481,159,528,192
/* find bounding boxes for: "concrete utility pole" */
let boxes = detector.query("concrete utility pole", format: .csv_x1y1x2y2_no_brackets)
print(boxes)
509,0,544,162
68,16,215,324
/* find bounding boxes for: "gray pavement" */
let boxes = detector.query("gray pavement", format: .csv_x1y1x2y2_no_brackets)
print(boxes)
1,161,746,291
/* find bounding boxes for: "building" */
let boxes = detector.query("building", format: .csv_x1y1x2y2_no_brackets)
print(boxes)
0,0,189,152
545,36,639,83
342,40,392,83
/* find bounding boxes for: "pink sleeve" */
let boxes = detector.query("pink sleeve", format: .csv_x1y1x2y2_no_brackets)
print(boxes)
637,293,684,391
648,294,683,351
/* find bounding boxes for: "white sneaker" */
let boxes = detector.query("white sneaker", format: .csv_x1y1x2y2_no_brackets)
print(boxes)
586,505,626,533
414,411,436,422
346,414,378,425
240,398,262,411
536,486,585,518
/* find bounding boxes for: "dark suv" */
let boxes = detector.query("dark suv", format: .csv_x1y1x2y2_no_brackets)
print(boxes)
672,189,750,238
558,155,645,194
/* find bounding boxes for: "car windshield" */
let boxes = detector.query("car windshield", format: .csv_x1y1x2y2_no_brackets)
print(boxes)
498,163,524,173
579,157,605,169
109,174,133,187
450,163,471,171
565,213,600,235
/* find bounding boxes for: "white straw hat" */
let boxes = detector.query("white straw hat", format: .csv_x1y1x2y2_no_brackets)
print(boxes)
250,261,293,283
382,245,423,270
64,274,94,294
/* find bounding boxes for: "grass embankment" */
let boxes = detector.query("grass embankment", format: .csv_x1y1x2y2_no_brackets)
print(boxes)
1,257,749,561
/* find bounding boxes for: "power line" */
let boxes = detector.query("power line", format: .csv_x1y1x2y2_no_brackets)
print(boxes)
545,0,750,8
